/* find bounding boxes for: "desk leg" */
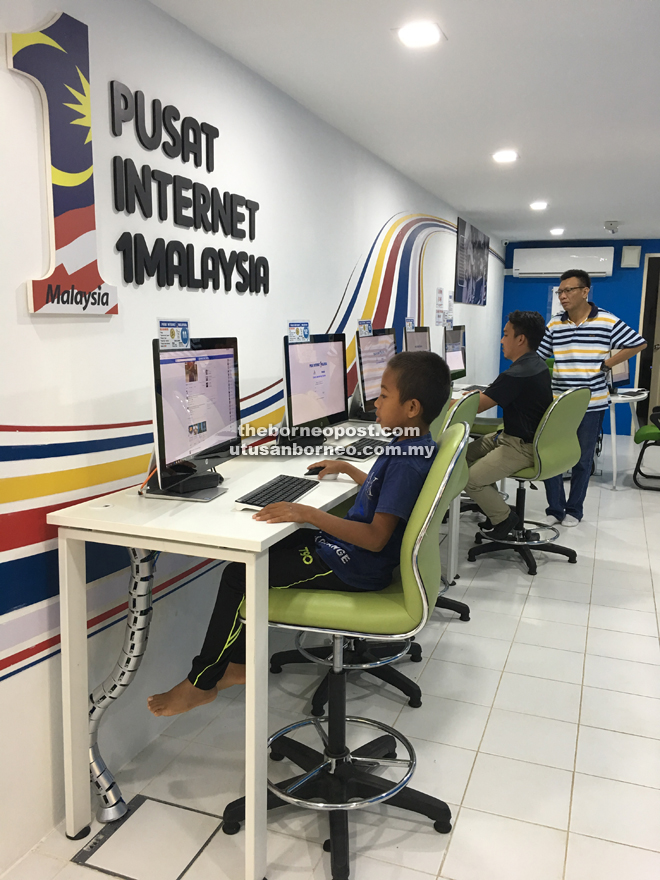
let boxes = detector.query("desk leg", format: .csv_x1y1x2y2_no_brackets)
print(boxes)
447,496,460,586
630,401,641,433
244,550,269,880
610,402,618,490
59,535,92,839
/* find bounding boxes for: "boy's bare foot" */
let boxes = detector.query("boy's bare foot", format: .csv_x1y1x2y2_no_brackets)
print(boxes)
148,679,217,717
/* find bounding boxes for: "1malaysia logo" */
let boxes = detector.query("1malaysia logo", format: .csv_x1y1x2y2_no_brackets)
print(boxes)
8,13,118,315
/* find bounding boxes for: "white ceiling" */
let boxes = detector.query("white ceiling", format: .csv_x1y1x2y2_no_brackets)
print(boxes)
149,0,660,242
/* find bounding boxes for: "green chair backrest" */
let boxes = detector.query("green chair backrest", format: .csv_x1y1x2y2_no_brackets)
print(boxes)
545,357,555,375
430,390,480,441
514,388,590,481
399,422,470,624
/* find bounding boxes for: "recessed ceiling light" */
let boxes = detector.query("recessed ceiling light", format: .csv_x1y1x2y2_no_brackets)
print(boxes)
492,149,518,164
550,228,564,236
530,201,548,211
397,21,442,48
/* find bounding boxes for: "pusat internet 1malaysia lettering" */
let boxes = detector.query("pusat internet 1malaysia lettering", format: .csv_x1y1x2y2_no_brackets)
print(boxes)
110,82,270,295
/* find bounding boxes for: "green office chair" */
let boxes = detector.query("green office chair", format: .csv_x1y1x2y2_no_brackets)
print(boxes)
467,388,590,575
432,392,479,620
222,423,470,880
633,406,660,491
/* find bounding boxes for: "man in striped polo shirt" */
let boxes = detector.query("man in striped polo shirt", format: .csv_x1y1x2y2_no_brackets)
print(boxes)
537,269,646,525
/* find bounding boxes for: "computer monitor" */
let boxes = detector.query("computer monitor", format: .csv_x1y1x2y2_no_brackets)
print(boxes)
283,333,348,438
445,325,466,380
355,328,397,414
403,326,431,352
151,337,240,494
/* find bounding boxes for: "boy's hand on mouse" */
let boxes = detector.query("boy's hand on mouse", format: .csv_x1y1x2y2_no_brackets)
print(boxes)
307,460,344,478
252,502,314,524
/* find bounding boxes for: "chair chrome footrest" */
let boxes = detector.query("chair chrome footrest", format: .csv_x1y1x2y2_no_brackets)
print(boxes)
479,520,560,547
294,632,413,670
267,715,416,811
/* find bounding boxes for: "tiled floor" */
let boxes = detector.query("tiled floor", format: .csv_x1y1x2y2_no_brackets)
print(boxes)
4,438,660,880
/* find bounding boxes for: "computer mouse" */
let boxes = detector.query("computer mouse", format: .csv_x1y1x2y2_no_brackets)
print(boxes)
305,466,338,480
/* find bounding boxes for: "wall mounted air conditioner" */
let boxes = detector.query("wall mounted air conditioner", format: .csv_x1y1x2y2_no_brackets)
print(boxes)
512,247,614,278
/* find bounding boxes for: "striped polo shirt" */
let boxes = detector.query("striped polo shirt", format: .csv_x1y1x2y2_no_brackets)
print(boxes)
537,303,645,412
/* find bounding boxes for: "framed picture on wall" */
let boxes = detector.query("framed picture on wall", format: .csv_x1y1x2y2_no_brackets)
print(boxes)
454,218,489,306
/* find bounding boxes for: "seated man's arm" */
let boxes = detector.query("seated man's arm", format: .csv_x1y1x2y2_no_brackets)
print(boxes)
477,392,497,413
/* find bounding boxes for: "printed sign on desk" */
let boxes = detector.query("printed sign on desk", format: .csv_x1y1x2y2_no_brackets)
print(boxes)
405,317,415,332
159,319,189,350
289,322,309,343
358,320,373,336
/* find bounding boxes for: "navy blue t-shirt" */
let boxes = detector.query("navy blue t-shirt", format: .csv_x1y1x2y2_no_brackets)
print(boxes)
315,432,437,590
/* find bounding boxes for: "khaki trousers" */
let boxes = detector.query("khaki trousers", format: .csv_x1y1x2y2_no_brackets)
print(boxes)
465,432,535,525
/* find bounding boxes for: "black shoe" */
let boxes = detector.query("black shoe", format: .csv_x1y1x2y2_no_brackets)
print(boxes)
486,511,520,541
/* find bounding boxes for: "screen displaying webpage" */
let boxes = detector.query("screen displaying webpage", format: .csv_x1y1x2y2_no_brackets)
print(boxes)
159,348,238,464
359,334,396,402
405,330,430,352
288,340,346,426
445,348,465,371
445,328,466,372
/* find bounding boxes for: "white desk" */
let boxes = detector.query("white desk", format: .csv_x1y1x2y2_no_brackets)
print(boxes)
609,389,649,489
48,452,367,880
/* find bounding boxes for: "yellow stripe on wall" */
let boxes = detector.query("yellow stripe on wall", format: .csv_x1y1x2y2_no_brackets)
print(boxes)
0,454,151,504
241,407,285,436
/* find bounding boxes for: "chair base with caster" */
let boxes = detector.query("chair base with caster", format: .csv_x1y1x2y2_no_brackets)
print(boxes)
270,635,423,716
466,480,578,576
633,409,660,491
223,637,452,880
435,576,470,620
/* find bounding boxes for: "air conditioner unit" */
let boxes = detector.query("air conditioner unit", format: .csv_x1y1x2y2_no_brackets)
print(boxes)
512,247,614,278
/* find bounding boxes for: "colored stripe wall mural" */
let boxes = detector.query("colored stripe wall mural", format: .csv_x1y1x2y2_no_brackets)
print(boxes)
1,211,503,679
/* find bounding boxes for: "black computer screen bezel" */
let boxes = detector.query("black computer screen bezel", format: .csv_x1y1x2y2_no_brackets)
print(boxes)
403,326,431,352
152,337,241,484
283,333,348,435
355,328,398,412
445,324,467,380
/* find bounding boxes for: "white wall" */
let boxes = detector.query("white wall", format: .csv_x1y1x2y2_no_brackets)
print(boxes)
0,0,503,870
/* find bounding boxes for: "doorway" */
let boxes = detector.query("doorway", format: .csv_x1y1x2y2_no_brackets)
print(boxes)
638,255,660,424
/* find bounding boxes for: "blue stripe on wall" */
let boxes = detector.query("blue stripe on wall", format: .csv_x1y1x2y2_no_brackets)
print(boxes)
0,432,154,462
240,390,283,419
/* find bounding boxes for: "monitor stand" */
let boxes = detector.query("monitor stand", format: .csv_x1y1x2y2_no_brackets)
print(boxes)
348,386,377,422
143,460,227,503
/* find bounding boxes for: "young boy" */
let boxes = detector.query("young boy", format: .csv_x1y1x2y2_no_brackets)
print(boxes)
148,351,450,716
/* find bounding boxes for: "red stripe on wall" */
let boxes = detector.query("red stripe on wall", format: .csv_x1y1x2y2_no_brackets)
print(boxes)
0,421,152,432
373,219,419,328
54,205,96,249
0,635,60,672
0,495,109,552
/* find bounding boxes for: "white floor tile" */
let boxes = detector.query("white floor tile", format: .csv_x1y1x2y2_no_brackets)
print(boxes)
446,609,519,641
405,738,476,804
0,852,65,880
396,694,490,750
592,566,654,591
583,653,660,698
504,643,584,684
581,687,660,739
565,833,660,880
416,659,501,707
34,819,105,863
576,725,660,789
515,618,587,652
588,603,658,636
441,808,566,880
313,854,437,880
529,577,592,604
570,772,660,850
44,865,96,880
431,631,511,671
493,672,582,723
459,586,527,616
522,595,590,626
114,732,190,795
532,559,594,585
86,799,220,880
591,584,656,612
462,753,572,829
182,826,322,880
465,562,532,594
480,709,577,770
586,627,660,665
141,738,245,815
